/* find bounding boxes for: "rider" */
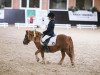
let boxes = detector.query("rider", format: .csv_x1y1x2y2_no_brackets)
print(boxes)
42,12,55,52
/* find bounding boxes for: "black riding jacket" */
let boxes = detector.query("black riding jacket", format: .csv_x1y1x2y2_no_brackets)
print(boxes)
43,19,55,37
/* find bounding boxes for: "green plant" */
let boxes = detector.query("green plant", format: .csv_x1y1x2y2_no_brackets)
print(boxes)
68,6,78,12
87,7,98,13
0,2,5,9
0,5,4,9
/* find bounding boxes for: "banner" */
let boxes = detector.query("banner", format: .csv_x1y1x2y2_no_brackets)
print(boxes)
0,10,4,19
68,11,98,22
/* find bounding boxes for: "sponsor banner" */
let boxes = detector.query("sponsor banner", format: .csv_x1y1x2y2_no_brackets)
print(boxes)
68,11,98,22
0,10,4,19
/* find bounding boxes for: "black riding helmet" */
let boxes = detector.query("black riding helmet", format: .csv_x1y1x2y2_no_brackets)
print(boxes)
47,12,55,19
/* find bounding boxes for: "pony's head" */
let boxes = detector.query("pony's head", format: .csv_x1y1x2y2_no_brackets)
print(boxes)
23,30,42,45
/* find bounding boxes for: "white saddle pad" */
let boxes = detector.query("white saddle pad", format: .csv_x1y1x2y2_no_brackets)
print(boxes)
41,36,57,46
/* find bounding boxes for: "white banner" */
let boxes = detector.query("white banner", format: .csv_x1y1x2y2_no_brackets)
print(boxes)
68,11,98,22
0,10,4,19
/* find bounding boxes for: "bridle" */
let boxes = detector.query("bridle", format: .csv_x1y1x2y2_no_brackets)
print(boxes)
34,29,36,37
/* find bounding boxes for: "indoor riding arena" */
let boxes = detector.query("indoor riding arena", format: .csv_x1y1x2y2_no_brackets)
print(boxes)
0,0,100,75
0,26,100,75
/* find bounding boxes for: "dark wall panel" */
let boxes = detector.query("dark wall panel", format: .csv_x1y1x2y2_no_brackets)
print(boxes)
0,9,25,24
98,12,100,26
50,11,69,24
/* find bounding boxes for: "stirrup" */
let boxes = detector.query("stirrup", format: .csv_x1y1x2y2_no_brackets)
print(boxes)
43,45,49,52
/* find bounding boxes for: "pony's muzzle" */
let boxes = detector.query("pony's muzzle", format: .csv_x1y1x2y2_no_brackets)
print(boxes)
23,41,28,45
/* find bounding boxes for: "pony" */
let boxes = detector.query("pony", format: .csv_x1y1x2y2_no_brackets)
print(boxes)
23,30,75,66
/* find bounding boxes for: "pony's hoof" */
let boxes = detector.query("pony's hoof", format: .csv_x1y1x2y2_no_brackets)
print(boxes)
58,62,62,65
40,61,45,64
36,58,39,62
71,63,75,67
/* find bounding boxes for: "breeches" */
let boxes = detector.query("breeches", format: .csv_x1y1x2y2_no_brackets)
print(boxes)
42,35,50,42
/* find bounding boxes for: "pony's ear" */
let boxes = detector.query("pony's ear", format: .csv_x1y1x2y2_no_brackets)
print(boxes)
36,32,42,37
34,29,36,32
26,30,29,34
26,30,33,35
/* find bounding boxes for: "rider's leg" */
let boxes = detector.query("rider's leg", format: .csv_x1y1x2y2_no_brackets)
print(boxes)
42,35,50,52
43,40,49,52
41,35,50,42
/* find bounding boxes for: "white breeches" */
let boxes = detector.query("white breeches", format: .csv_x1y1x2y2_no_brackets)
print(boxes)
42,35,50,42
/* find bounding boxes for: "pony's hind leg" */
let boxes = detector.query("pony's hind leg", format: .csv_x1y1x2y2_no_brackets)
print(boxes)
70,55,75,66
58,50,65,65
65,50,75,66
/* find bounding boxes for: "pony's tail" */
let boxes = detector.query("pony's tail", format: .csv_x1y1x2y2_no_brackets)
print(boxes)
68,36,75,65
69,36,74,56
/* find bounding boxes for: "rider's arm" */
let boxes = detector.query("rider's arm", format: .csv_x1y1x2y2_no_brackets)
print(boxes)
43,21,54,34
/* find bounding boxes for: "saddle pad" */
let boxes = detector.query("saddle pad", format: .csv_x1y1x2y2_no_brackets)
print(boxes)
41,36,57,46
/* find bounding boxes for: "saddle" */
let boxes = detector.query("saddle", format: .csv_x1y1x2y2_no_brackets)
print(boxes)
41,35,57,46
41,35,57,52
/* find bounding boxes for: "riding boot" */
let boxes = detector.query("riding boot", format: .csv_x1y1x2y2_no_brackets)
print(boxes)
43,42,49,52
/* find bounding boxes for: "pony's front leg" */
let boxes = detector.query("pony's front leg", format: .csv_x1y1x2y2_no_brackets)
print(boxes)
40,50,45,64
35,50,40,62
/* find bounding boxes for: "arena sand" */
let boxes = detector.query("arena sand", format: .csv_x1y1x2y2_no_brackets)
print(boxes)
0,26,100,75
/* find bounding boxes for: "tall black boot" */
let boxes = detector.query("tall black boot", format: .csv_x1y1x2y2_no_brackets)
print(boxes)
43,42,49,52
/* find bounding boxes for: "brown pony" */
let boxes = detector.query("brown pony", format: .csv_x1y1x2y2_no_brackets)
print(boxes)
23,30,75,66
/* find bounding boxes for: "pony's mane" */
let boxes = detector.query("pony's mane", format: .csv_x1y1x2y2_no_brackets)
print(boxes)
36,30,42,34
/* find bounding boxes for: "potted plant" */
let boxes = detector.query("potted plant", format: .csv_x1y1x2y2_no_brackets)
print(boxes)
87,7,98,13
0,2,5,9
68,6,78,12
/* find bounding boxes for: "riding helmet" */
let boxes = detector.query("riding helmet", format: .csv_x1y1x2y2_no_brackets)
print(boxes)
47,12,55,18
